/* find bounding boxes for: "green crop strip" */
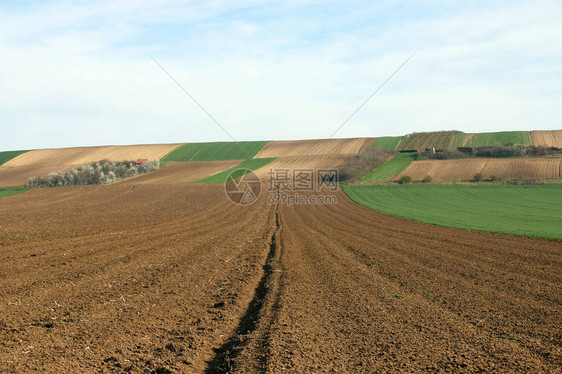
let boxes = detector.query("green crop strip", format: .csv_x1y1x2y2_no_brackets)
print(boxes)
371,137,403,151
0,188,29,198
162,141,270,162
453,132,531,148
343,184,562,239
361,153,416,182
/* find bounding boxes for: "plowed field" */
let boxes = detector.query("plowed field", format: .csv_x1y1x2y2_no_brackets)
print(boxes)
254,138,374,158
252,155,347,179
397,157,562,181
0,165,77,188
0,144,183,188
4,144,182,167
531,130,562,148
122,161,241,185
0,184,560,372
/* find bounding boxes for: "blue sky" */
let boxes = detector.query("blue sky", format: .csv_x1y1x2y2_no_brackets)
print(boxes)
0,0,561,150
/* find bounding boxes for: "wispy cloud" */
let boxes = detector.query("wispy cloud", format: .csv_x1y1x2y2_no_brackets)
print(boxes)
0,0,561,150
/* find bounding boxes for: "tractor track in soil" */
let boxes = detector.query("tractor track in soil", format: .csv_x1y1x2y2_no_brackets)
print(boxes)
206,201,284,373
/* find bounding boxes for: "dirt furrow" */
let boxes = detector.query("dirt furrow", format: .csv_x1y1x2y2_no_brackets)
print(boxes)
207,200,285,373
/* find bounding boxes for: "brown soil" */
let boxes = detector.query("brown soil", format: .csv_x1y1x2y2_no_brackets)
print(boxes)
254,138,374,158
121,161,241,185
0,165,78,188
4,144,182,167
397,157,562,181
0,144,183,188
530,130,562,148
0,184,560,373
253,155,347,179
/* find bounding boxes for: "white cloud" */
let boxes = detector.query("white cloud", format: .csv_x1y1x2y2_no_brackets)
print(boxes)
0,0,561,150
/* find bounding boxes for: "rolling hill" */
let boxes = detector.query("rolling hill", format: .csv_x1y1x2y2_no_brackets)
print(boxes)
1,130,561,188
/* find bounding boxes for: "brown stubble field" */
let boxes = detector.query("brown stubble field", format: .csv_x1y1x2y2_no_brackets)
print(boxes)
4,144,183,167
0,144,183,187
530,130,562,148
0,184,560,373
397,157,562,181
252,155,348,180
254,138,374,158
